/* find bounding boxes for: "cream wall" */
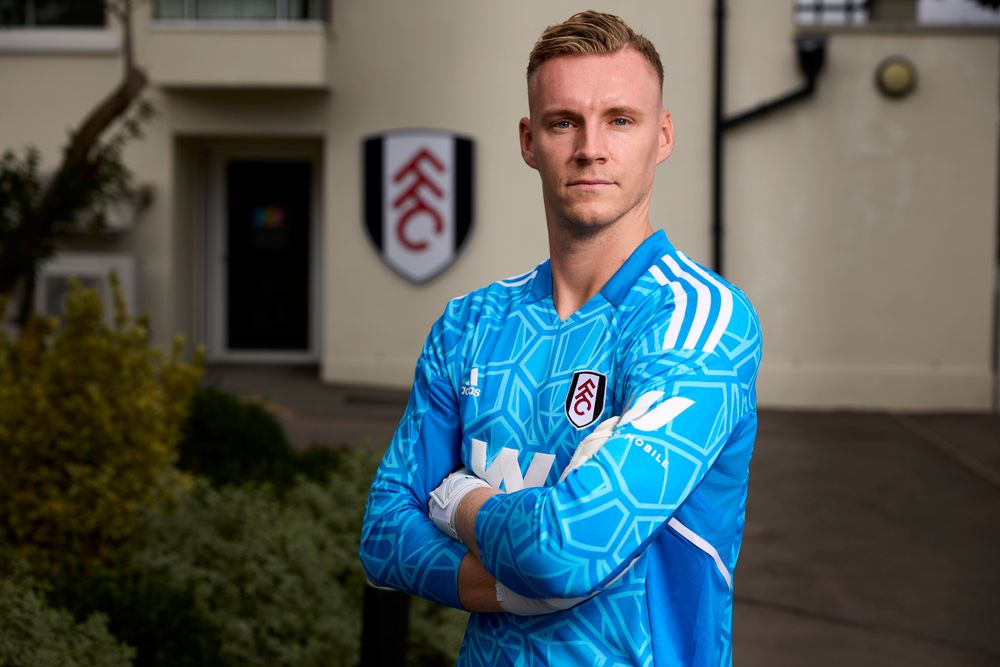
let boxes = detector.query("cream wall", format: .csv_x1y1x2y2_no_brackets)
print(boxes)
322,0,715,386
0,1,996,410
0,8,332,353
323,1,999,410
725,3,998,409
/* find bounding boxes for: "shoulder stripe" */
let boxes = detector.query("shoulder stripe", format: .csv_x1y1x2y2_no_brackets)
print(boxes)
648,264,669,286
662,281,687,350
661,254,711,350
677,252,733,353
650,262,691,350
498,269,537,288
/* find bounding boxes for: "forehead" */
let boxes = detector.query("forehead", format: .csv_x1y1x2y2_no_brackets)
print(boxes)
527,47,662,113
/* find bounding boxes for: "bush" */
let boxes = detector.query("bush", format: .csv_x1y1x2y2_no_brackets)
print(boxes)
61,447,380,667
177,386,299,490
408,598,468,667
178,386,365,493
0,550,134,667
0,277,202,579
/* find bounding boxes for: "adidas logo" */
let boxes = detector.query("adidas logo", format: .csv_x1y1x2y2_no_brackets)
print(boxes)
461,367,481,397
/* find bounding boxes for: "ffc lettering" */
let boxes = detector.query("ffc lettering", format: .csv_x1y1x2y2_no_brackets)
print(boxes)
363,130,474,284
574,378,597,416
392,148,444,251
564,370,607,429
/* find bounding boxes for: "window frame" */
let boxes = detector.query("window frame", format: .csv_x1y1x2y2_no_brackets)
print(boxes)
0,0,118,54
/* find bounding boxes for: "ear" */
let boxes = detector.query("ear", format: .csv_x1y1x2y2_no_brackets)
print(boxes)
656,109,675,165
519,117,538,169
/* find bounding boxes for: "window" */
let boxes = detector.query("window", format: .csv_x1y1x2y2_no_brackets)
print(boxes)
918,0,1000,25
153,0,326,21
795,0,871,26
0,0,105,27
795,0,1000,26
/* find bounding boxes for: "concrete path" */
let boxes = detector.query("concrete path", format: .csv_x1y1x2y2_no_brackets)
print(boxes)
735,410,1000,666
203,365,1000,665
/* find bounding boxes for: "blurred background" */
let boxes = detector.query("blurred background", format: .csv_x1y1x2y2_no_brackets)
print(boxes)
0,0,998,665
2,0,997,411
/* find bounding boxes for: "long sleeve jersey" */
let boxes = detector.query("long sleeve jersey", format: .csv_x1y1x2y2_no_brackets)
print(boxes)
360,230,762,666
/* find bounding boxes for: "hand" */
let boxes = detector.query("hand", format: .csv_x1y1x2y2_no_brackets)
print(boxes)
559,416,620,482
428,467,492,542
495,581,588,616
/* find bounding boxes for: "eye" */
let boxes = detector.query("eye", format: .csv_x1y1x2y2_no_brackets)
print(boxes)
611,117,631,127
552,120,573,130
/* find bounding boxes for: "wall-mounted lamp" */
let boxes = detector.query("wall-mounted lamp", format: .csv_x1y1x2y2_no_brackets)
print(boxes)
875,56,917,99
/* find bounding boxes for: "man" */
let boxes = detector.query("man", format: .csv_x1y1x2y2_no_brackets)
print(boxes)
360,10,761,666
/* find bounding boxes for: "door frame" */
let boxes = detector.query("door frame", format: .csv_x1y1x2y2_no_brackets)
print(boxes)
203,143,322,363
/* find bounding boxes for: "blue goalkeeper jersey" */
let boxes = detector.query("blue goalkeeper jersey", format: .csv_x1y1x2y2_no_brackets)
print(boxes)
360,230,762,666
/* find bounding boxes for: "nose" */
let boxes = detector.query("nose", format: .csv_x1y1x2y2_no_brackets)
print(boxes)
573,122,608,164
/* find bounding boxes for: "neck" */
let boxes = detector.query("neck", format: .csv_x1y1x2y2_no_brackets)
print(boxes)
547,218,653,320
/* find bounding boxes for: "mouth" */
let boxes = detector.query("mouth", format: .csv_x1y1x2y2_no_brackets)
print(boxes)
567,179,614,190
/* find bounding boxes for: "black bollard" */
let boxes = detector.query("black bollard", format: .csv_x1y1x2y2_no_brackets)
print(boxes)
359,582,410,667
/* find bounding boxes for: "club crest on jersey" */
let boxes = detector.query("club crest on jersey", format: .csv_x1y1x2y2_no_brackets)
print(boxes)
363,129,475,284
565,370,607,429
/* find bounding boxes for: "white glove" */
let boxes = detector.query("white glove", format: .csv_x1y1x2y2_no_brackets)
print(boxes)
559,416,620,482
428,467,491,541
495,581,588,616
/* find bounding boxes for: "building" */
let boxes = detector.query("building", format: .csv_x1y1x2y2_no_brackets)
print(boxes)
1,0,997,410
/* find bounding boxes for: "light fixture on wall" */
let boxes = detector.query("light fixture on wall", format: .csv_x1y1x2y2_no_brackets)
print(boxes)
875,56,917,99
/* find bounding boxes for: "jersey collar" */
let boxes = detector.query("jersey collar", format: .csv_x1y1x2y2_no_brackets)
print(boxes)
528,229,675,308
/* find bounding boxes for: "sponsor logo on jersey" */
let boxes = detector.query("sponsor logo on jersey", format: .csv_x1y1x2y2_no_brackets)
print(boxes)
470,439,555,492
564,370,607,429
620,392,694,431
460,367,480,397
622,434,669,471
363,129,475,284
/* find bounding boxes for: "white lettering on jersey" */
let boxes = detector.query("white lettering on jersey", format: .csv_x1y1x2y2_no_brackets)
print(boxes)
470,439,556,492
620,391,694,431
461,367,481,397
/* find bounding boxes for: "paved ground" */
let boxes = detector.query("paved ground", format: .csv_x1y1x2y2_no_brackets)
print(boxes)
204,365,1000,666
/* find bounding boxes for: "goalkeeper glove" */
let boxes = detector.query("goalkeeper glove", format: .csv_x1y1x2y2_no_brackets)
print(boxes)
428,467,491,542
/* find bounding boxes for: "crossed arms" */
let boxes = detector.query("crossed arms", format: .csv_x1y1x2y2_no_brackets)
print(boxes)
358,325,758,612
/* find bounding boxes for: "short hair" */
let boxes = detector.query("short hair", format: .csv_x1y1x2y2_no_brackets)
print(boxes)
526,10,663,87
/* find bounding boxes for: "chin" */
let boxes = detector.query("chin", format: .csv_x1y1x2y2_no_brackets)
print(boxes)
559,215,618,238
560,205,622,231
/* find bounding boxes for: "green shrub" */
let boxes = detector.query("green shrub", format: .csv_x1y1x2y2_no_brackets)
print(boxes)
0,549,134,667
178,386,363,493
0,277,202,579
408,598,468,667
177,386,299,489
62,447,380,667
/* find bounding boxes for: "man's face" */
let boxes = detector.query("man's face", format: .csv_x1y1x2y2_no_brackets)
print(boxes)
520,47,673,235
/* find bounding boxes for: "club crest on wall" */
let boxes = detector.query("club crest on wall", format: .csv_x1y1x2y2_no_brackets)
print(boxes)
363,129,475,284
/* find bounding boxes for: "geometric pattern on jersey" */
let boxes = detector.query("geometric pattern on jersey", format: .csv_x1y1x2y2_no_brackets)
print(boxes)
360,230,762,667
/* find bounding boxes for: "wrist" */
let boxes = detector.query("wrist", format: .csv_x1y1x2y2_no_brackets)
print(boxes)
455,486,499,555
428,468,492,541
495,580,587,616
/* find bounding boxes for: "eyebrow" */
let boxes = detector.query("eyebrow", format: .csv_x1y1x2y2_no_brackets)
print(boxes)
539,105,645,121
539,108,581,122
605,106,644,118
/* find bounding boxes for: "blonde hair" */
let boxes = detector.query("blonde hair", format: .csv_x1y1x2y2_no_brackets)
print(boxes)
526,10,663,87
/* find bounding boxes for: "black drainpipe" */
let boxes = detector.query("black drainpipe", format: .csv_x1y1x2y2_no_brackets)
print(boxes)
712,0,827,275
